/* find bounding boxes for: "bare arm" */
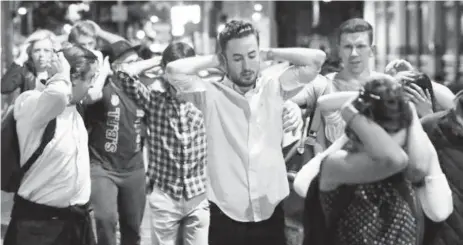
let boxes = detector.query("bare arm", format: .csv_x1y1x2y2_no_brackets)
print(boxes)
317,91,358,112
432,81,455,111
97,27,125,44
264,48,326,70
268,48,326,96
320,105,408,188
293,134,349,197
165,55,218,93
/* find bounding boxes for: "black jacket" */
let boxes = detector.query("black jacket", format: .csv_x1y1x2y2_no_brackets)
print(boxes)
422,110,463,245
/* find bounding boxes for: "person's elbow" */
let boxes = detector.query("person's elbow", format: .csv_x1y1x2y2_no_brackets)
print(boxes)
429,202,453,222
313,50,327,68
165,61,185,76
382,150,409,173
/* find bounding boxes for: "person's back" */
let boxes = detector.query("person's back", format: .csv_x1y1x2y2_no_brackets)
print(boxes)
421,101,463,245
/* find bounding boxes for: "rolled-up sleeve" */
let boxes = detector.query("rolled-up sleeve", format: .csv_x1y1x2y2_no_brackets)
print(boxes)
21,74,72,128
165,73,207,93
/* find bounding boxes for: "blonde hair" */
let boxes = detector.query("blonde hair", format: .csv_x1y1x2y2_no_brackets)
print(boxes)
24,30,60,74
25,29,60,57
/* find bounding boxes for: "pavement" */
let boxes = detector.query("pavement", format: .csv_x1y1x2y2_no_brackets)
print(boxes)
1,191,302,245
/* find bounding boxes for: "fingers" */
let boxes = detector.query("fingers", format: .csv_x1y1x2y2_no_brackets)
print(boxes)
425,88,432,100
408,83,427,99
404,86,425,102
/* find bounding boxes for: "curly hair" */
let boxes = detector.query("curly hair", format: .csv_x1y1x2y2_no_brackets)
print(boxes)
346,74,412,141
24,29,60,75
217,20,260,53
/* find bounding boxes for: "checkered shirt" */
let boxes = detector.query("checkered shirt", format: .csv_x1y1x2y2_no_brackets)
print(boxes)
117,71,207,200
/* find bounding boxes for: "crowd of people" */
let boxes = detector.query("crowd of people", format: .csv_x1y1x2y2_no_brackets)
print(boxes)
0,16,461,245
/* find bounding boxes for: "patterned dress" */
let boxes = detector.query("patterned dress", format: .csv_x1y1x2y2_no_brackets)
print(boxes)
320,175,418,245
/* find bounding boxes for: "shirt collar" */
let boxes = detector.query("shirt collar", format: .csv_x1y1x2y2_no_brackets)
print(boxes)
222,75,263,96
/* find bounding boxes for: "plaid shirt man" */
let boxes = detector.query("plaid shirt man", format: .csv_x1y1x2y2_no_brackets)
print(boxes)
117,71,207,200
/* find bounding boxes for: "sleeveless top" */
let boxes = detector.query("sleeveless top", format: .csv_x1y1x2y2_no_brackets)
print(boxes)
320,174,418,245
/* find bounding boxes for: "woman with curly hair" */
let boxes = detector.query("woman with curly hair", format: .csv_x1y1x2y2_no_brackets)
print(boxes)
294,74,453,245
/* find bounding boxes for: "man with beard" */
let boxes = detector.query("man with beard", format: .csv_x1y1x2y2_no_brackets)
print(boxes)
421,90,463,245
165,20,326,245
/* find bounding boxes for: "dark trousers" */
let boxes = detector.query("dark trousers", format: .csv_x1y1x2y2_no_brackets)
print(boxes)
3,195,95,245
90,164,146,245
208,202,286,245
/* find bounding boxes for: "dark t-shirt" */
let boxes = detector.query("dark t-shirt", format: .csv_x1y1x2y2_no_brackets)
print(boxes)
85,77,145,172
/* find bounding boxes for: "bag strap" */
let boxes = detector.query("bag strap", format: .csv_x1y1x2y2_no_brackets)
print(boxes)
19,118,57,176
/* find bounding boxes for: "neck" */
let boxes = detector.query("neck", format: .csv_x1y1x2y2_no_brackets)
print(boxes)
233,83,254,95
35,66,46,74
340,68,371,81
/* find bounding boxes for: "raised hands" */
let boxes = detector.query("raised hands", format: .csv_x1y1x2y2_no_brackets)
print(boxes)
47,51,71,80
283,100,303,134
385,59,414,75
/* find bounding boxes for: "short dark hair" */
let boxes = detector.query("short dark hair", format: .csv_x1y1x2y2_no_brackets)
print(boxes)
68,20,97,43
347,74,412,140
60,42,98,81
217,20,260,53
337,18,373,45
161,42,195,68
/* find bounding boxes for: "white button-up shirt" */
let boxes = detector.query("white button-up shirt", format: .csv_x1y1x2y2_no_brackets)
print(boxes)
14,74,91,207
168,64,311,222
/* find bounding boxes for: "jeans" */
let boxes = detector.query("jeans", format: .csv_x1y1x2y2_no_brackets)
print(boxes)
148,185,209,245
90,164,146,245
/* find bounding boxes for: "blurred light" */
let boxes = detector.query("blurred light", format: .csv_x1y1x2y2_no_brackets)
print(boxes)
252,12,262,22
171,5,201,29
172,25,185,36
254,4,263,12
150,15,159,23
79,3,90,12
18,7,27,15
192,18,200,24
322,0,332,2
136,30,146,39
198,70,209,77
217,24,225,33
63,24,73,33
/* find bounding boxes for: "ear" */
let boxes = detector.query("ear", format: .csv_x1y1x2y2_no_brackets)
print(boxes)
370,45,377,57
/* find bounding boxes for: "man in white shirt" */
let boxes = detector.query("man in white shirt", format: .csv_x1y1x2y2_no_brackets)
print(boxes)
4,46,98,245
165,20,326,245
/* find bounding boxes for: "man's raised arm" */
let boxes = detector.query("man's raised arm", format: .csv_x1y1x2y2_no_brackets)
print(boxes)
270,48,326,99
165,55,221,92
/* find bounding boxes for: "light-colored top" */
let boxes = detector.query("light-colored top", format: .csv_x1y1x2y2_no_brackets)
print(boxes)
167,64,309,222
14,74,91,207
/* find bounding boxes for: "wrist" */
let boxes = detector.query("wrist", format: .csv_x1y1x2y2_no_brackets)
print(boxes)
341,104,359,123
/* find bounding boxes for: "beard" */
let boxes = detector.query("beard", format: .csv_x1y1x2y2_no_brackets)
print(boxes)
228,71,258,89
